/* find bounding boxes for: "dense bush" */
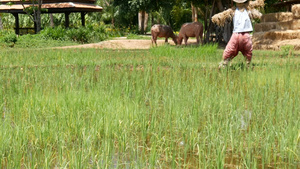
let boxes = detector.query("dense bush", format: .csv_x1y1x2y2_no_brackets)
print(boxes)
0,22,129,48
0,30,18,47
38,23,124,44
3,34,17,44
65,27,90,43
40,26,68,41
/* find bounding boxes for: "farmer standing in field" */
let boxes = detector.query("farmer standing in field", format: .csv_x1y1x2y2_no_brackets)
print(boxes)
212,0,264,68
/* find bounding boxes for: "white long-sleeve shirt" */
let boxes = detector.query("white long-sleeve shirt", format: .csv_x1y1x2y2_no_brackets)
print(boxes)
233,8,253,33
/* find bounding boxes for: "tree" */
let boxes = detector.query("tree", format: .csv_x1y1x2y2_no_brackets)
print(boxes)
113,0,138,29
19,0,44,33
97,0,116,26
128,0,152,34
114,0,176,33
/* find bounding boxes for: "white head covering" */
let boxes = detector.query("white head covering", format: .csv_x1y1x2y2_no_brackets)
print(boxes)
233,0,248,3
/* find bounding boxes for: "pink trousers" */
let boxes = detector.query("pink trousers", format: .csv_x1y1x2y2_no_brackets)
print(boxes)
223,32,253,62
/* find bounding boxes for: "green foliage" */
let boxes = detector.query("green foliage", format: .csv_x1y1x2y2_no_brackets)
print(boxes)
0,0,286,36
40,26,68,41
264,0,286,13
3,33,17,44
113,1,138,29
170,5,192,30
39,24,112,44
0,22,127,49
280,45,294,57
101,12,112,24
6,2,14,6
66,27,90,43
12,34,76,48
113,0,177,29
23,6,47,15
0,30,18,47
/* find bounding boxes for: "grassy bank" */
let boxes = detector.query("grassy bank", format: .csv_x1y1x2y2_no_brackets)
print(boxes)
0,45,299,168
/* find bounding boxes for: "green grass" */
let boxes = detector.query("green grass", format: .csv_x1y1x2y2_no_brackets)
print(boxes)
0,45,299,168
0,34,78,49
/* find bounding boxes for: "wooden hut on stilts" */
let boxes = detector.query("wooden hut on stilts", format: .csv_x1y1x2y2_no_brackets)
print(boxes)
0,0,102,35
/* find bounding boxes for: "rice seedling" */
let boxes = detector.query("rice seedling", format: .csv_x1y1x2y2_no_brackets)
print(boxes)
0,45,299,168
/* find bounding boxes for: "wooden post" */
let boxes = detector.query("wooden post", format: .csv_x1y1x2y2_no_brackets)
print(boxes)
65,12,70,28
81,12,86,27
13,13,19,35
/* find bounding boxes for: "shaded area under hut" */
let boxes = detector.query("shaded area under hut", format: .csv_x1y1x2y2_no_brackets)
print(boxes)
0,0,102,34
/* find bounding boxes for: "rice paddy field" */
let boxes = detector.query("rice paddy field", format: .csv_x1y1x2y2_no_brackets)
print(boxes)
0,45,299,168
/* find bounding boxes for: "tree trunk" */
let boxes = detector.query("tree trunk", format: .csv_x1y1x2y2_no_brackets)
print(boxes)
111,7,115,27
205,0,216,43
33,0,42,33
217,0,224,12
151,13,154,26
138,11,148,34
49,14,54,27
35,10,42,33
204,1,208,35
0,15,3,30
22,0,43,33
192,3,198,22
138,11,143,34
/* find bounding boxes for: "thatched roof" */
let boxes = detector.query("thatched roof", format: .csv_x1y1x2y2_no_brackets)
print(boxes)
0,0,102,13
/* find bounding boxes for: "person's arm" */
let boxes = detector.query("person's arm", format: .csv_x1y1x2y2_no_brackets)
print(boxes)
247,0,264,20
212,8,235,27
248,8,263,20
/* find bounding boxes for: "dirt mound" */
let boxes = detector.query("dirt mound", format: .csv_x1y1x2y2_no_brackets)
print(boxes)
54,37,182,50
53,37,200,50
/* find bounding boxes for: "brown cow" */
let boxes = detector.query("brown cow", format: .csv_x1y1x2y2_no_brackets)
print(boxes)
151,24,178,46
178,22,203,45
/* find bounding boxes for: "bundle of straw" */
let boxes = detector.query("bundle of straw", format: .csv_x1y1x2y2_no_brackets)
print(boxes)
212,0,265,27
248,8,263,20
212,8,235,27
292,4,300,19
248,0,265,9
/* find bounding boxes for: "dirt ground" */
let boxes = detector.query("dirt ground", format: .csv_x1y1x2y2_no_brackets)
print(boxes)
54,37,198,49
53,36,300,50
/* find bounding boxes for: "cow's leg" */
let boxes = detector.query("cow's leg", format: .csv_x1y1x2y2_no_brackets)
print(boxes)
165,37,168,43
196,35,200,44
200,31,203,45
184,36,188,45
153,36,157,46
151,36,154,45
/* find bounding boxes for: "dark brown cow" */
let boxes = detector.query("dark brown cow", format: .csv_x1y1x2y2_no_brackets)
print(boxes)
151,24,178,45
178,22,203,45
